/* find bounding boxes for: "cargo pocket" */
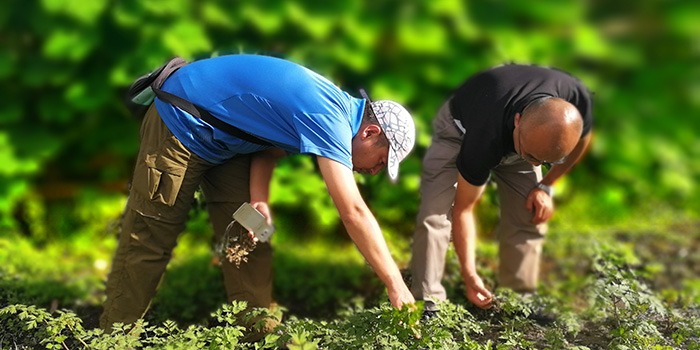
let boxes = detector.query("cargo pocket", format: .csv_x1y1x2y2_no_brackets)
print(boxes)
143,153,186,207
131,134,189,208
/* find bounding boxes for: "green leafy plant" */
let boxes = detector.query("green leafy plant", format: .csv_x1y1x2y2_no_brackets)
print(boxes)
585,245,693,349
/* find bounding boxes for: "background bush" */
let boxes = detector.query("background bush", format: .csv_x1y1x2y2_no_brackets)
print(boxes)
2,0,698,237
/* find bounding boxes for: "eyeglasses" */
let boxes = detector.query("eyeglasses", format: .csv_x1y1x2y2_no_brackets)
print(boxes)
517,127,566,167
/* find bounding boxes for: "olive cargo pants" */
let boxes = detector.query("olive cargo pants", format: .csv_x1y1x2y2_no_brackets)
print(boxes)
410,101,547,310
99,105,274,329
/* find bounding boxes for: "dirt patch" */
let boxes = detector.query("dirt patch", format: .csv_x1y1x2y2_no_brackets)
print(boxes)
220,222,257,267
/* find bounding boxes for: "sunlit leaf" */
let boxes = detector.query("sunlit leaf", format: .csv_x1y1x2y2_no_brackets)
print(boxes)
396,19,447,54
41,0,108,24
202,2,237,29
42,29,96,61
241,3,285,35
574,25,612,59
162,21,213,58
285,2,334,40
330,40,372,72
666,4,700,37
0,133,41,175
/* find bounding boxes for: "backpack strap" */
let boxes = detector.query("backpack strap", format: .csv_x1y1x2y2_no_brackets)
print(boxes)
153,88,273,147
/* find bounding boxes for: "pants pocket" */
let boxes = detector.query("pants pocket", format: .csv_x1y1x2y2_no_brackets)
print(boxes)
133,136,188,207
144,157,185,207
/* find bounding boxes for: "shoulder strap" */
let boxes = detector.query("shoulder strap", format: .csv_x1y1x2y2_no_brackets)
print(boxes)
153,88,273,147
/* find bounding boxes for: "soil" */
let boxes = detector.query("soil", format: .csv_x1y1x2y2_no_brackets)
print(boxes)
221,222,258,267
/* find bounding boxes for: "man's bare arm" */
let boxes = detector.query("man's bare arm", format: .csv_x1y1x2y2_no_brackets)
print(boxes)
249,148,286,221
452,175,492,309
316,156,414,309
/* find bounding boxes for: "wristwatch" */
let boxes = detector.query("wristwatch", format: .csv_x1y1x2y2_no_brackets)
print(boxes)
536,182,554,197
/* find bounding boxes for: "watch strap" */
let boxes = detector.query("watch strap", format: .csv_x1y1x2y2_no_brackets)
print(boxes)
536,182,554,197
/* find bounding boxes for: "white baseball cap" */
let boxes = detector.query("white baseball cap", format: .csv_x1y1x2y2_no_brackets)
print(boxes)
360,89,416,182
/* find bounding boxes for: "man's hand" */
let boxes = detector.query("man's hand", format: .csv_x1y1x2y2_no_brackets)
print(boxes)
250,201,273,226
526,188,554,225
387,285,416,310
246,201,272,242
465,275,493,309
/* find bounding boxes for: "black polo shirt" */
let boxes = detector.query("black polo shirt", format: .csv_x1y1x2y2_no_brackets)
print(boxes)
449,64,593,186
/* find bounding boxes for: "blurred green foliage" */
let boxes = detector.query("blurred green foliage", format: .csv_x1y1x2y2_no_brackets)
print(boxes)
1,0,698,290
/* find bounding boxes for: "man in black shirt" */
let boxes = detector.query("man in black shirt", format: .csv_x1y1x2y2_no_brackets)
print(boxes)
410,64,593,311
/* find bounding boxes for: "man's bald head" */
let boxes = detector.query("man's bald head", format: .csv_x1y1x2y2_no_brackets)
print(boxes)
517,97,583,164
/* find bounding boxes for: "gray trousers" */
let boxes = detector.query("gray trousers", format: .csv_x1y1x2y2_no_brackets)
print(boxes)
100,105,274,329
410,101,547,310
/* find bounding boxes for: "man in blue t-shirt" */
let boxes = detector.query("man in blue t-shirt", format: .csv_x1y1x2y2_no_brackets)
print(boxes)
100,54,416,335
410,64,593,314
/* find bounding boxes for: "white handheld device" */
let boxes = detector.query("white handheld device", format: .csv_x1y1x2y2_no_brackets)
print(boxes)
232,202,275,243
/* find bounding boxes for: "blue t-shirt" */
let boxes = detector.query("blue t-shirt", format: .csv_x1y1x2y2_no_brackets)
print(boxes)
154,54,364,169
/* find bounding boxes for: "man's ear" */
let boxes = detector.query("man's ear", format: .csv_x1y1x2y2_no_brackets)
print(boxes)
362,124,382,139
514,112,522,128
